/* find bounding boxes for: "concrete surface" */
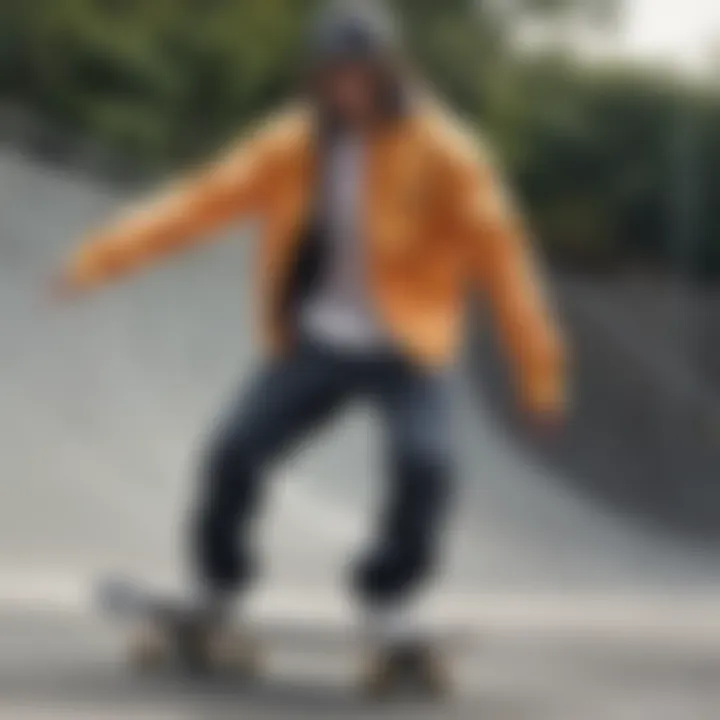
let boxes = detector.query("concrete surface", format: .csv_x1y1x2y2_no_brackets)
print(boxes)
2,149,720,718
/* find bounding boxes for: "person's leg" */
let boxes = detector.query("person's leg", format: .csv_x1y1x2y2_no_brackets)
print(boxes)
354,358,455,612
191,342,354,606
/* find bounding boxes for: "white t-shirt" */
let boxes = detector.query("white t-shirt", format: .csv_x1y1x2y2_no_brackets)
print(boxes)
300,132,389,351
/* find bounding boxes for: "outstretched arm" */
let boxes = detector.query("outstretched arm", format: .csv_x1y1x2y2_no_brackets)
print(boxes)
456,143,567,420
58,114,290,293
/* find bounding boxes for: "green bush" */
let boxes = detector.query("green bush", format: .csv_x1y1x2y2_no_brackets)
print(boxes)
0,0,717,275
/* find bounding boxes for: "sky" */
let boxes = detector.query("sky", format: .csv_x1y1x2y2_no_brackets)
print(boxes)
619,0,720,71
510,1,720,75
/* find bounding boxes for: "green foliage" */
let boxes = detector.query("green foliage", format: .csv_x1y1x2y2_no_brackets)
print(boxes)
0,0,717,274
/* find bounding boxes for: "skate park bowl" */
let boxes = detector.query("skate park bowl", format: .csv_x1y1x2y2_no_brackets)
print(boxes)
2,125,720,716
469,277,720,541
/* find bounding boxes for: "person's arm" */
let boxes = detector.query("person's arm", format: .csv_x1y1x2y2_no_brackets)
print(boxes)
58,113,293,293
454,141,567,420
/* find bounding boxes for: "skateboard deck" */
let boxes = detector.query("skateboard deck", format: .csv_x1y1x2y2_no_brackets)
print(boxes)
96,577,474,698
96,577,263,676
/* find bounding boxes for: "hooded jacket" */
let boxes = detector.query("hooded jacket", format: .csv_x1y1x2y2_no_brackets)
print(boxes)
63,5,566,416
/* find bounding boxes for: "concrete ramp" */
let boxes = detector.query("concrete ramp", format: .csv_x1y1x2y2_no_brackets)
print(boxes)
2,149,720,718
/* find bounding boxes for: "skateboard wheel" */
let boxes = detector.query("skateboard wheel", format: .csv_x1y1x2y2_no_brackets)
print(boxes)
362,644,452,700
362,654,397,699
128,622,170,671
416,650,451,698
203,630,262,677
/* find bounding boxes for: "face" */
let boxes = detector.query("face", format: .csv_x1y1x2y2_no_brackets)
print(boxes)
320,61,381,126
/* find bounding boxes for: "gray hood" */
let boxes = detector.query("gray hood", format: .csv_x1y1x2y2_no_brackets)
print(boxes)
306,1,410,121
308,1,401,69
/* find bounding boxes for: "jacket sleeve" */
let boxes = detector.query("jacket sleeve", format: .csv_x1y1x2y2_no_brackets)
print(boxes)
63,115,288,290
455,141,567,417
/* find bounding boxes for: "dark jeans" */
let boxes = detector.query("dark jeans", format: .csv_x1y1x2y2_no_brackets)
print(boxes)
192,339,454,607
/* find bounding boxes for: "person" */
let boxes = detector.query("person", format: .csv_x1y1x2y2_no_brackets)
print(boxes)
54,1,567,650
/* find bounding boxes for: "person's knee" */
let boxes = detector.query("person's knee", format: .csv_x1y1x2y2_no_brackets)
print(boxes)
194,427,262,558
202,420,271,514
206,424,256,484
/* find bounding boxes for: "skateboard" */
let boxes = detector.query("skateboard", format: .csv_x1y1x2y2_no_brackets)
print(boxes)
96,578,261,676
96,577,468,698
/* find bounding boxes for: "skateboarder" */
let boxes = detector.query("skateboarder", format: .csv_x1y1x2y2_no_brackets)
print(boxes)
55,0,566,667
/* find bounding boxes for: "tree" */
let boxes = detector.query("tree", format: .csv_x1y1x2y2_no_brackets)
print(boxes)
0,0,717,275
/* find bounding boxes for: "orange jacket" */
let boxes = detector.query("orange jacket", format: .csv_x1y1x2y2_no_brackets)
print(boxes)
64,101,566,416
